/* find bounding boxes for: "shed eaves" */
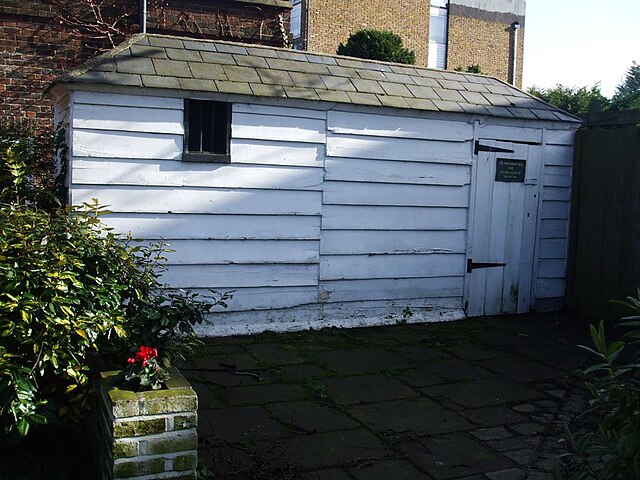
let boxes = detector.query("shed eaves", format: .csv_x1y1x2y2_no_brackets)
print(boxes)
53,33,581,123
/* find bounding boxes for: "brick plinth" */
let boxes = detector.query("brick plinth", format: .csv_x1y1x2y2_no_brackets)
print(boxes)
97,370,198,480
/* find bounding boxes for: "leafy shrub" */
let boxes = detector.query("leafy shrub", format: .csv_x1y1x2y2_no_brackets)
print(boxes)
566,289,640,479
0,120,62,207
337,29,416,64
455,64,483,74
0,127,229,438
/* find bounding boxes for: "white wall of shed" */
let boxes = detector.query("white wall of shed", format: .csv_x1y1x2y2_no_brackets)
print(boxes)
65,89,575,334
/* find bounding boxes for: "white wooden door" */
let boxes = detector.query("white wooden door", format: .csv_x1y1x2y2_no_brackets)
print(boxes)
466,140,541,316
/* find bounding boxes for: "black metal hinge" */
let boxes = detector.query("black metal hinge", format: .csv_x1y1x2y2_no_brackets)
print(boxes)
467,259,507,273
474,141,515,155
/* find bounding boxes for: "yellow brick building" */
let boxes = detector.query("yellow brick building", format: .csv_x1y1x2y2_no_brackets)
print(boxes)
292,0,526,88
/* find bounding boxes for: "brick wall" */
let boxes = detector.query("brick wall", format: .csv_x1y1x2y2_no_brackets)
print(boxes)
447,14,524,88
307,0,430,66
0,0,290,126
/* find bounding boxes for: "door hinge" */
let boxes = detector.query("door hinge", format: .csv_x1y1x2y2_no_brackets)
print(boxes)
474,141,515,155
467,259,507,273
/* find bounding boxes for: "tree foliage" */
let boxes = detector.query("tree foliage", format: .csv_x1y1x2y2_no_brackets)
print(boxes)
610,62,640,111
527,84,609,118
337,29,416,65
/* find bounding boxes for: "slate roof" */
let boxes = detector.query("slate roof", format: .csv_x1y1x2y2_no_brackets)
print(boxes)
53,33,580,123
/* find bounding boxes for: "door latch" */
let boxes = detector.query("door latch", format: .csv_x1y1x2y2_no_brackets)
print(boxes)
467,259,507,273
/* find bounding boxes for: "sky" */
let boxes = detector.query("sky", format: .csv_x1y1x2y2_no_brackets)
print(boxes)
523,0,640,97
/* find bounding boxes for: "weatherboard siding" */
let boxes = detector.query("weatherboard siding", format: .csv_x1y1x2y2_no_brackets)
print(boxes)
320,111,472,316
69,95,324,317
64,89,576,331
534,138,574,311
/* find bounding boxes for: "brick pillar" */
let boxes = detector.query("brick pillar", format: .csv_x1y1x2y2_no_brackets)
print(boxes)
97,369,198,480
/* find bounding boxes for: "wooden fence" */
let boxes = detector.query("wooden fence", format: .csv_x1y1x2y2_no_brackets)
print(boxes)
566,110,640,319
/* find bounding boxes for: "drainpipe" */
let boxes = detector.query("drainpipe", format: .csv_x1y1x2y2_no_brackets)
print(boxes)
511,21,521,86
141,0,147,34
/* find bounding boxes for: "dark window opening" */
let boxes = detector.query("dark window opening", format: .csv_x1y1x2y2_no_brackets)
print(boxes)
184,99,231,162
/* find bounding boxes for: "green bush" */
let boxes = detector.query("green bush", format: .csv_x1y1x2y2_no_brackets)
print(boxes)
566,289,640,479
0,123,228,438
337,29,416,65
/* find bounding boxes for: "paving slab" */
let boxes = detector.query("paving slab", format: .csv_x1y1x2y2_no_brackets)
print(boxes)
222,383,307,406
267,401,359,433
349,459,431,479
459,406,527,427
198,406,285,442
426,359,497,382
425,378,544,408
287,429,394,469
479,358,565,383
245,343,307,365
399,432,513,479
349,398,473,435
313,348,414,374
322,374,419,405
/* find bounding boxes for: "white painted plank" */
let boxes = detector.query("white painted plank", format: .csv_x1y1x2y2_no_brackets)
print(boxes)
542,186,571,201
180,286,318,312
72,186,322,215
161,239,319,264
72,159,324,190
320,254,465,280
100,213,321,240
321,230,466,255
196,305,323,336
234,103,326,120
536,278,566,298
233,112,325,144
325,158,470,186
321,298,464,321
545,129,575,146
320,276,464,302
327,134,472,164
72,130,182,159
72,103,183,134
231,139,324,167
327,111,473,142
160,263,319,288
73,91,183,110
543,174,572,188
539,238,568,259
545,145,574,166
323,182,469,208
537,259,566,279
322,205,467,230
478,124,542,143
541,201,570,220
540,219,569,239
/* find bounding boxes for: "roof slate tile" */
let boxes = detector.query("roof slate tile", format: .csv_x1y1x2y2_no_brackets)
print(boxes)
200,51,236,65
380,82,413,97
215,80,252,95
153,59,192,78
189,62,226,80
250,83,287,97
54,34,580,124
351,78,386,95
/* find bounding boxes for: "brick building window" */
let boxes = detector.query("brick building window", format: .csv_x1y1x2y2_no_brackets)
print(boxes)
184,100,231,163
429,0,449,69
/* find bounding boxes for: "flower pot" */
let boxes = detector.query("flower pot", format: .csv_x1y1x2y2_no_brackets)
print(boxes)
95,369,198,480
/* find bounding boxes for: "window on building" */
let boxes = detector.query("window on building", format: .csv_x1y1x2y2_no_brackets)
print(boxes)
428,0,449,69
291,0,303,49
184,99,231,162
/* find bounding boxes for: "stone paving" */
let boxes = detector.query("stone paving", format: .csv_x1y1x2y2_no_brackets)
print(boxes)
182,314,592,479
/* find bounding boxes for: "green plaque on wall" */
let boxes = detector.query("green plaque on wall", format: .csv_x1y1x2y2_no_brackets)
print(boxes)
496,158,526,182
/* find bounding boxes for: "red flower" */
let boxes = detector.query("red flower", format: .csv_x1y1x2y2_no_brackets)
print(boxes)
127,357,136,365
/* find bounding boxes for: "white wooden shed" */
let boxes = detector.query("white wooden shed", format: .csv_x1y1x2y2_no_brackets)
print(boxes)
50,34,581,335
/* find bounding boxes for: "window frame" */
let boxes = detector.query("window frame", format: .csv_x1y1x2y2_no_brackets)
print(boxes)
183,99,231,163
